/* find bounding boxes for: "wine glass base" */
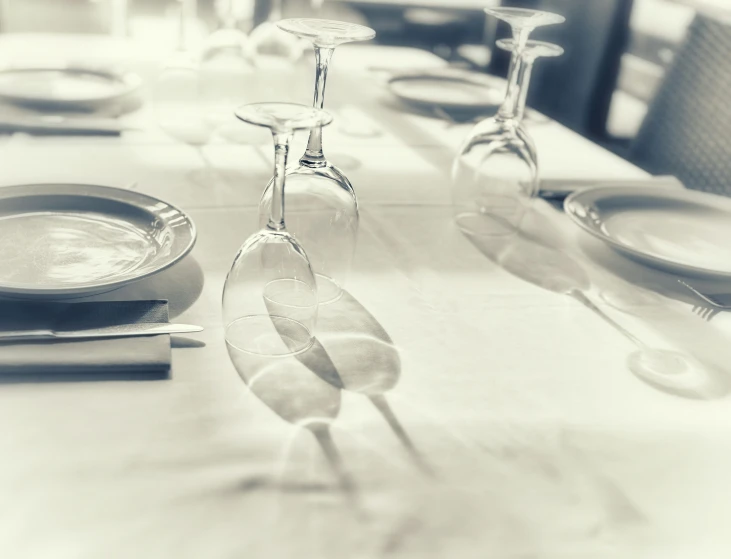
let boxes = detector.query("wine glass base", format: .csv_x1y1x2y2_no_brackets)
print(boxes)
316,273,343,305
225,315,314,357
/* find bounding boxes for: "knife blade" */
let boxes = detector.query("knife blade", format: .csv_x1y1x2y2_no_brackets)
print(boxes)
0,115,125,135
0,110,132,136
0,323,203,342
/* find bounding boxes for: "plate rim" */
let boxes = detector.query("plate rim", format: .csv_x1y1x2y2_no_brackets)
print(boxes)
0,182,197,296
0,65,142,107
387,69,505,110
564,185,731,278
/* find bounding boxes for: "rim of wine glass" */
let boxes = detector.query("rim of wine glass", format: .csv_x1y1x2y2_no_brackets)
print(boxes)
495,38,565,57
483,7,566,26
234,102,333,131
276,18,376,43
263,278,319,310
224,315,315,356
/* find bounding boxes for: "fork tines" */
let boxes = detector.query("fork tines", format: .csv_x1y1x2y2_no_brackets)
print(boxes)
692,305,720,321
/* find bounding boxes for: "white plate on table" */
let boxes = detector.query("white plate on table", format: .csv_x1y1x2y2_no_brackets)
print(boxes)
0,65,141,110
0,184,196,299
564,185,731,278
387,68,504,112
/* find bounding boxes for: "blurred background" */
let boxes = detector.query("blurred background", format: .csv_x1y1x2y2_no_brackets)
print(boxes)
0,0,729,173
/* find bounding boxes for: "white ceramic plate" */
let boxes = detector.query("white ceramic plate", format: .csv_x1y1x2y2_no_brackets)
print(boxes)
0,184,196,298
564,186,731,278
387,68,504,112
0,66,141,110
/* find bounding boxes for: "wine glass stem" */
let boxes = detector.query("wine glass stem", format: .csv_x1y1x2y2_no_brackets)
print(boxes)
513,26,532,52
497,52,534,123
268,132,293,232
301,46,334,168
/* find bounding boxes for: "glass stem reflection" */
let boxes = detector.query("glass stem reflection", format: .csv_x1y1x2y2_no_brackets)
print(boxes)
268,132,292,232
301,46,334,168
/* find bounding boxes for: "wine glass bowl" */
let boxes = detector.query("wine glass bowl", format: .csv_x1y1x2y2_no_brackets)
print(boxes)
259,163,358,303
452,117,537,237
224,229,318,356
223,102,333,357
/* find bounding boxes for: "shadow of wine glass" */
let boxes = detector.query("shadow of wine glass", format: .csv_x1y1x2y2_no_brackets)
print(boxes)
295,290,434,477
464,207,729,400
224,289,433,511
226,340,356,501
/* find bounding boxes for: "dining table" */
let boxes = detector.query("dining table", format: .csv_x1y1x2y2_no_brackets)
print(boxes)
1,31,730,559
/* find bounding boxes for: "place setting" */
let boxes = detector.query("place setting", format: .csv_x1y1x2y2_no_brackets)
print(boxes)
0,14,380,383
0,180,200,381
3,1,731,557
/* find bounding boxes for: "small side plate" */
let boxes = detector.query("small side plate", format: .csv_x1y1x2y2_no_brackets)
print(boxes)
0,65,141,110
564,185,731,278
387,68,505,112
0,184,196,298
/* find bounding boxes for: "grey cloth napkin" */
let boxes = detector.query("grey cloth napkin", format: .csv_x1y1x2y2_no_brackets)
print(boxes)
0,300,170,379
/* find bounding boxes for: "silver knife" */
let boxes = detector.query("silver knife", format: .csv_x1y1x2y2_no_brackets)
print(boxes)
0,111,133,136
0,323,203,342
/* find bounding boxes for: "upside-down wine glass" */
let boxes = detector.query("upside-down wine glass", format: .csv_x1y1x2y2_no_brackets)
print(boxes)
246,0,304,67
258,19,376,304
451,8,564,237
202,0,252,62
223,102,334,357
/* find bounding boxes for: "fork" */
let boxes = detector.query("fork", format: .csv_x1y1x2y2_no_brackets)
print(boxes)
677,279,729,321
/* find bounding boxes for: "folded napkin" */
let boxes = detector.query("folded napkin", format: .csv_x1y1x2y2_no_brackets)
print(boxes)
0,300,170,379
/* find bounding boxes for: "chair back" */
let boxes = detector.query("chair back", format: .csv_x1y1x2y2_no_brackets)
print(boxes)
629,11,731,194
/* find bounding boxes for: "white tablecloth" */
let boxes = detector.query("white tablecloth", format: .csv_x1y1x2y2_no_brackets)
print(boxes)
1,36,730,559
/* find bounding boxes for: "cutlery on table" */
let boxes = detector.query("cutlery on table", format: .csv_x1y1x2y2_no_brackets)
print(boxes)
0,112,133,136
0,323,203,342
678,279,731,320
